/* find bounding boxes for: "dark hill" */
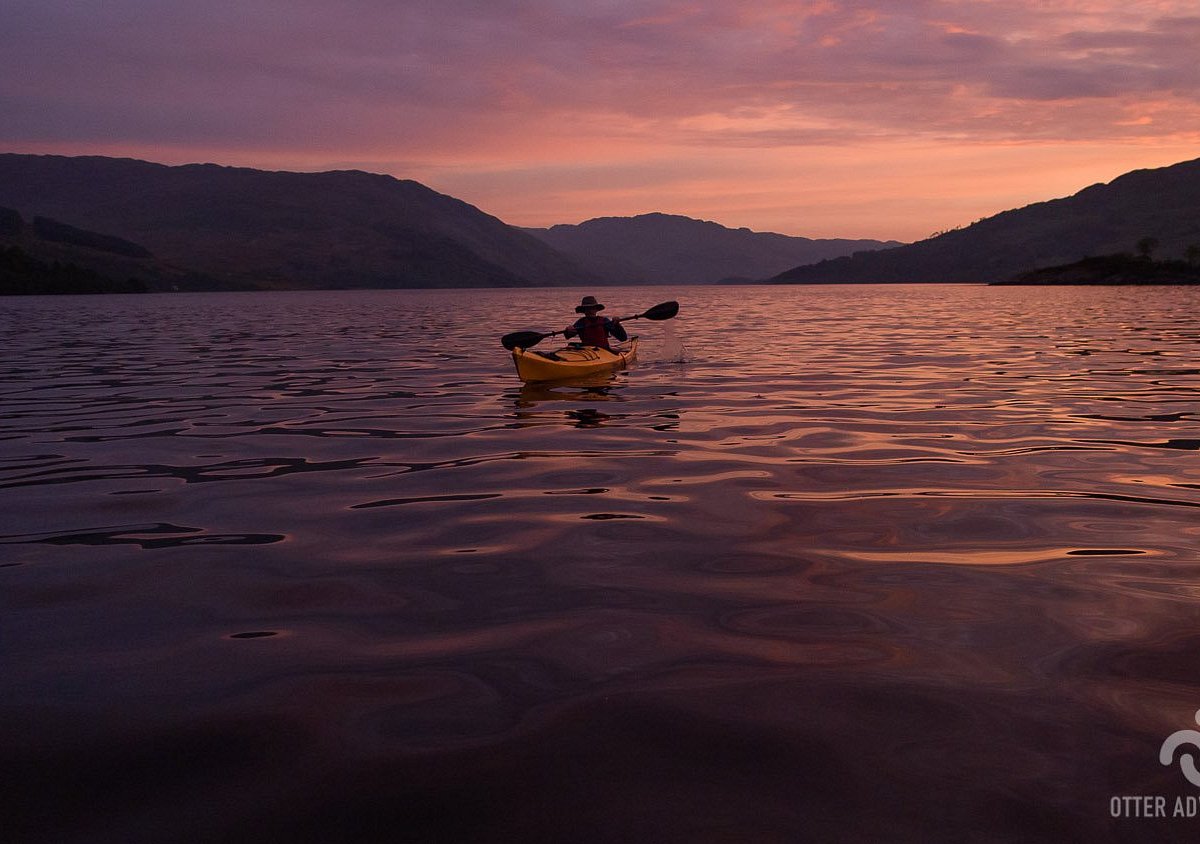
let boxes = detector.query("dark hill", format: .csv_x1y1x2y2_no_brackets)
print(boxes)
0,154,595,290
31,216,152,258
525,213,901,284
0,209,152,294
771,157,1200,284
0,205,244,292
997,253,1200,285
1,244,148,295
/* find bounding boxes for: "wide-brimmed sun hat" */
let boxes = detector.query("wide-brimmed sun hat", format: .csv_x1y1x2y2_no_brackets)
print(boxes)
575,295,605,313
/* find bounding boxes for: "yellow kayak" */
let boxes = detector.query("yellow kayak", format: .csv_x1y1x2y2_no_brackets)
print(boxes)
511,337,638,382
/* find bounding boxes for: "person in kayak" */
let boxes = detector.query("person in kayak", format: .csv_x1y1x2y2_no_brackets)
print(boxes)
564,295,628,351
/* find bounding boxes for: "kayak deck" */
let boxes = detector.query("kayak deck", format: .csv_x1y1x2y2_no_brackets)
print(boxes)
511,337,638,382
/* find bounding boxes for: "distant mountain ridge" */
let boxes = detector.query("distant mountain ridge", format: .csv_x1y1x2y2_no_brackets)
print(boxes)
771,157,1200,284
0,154,595,290
10,152,1198,291
525,213,902,284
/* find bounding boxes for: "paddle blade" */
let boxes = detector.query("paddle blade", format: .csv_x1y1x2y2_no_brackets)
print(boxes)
501,330,547,351
639,300,679,321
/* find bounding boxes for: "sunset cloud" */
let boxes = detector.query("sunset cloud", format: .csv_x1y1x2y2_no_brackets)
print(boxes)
3,1,1199,239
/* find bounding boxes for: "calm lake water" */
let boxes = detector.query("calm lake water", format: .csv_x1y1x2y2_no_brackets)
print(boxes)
3,284,1200,842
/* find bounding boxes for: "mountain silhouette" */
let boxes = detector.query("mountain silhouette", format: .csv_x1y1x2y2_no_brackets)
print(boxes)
0,154,595,290
525,213,901,284
771,157,1200,284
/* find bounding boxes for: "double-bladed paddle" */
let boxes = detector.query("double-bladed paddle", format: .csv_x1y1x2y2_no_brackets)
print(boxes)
501,300,679,351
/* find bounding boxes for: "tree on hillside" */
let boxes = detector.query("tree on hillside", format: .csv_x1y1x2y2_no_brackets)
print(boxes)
1136,237,1160,260
1186,244,1200,267
0,206,22,236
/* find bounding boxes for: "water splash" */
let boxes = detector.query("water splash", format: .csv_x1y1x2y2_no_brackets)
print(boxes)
658,318,689,362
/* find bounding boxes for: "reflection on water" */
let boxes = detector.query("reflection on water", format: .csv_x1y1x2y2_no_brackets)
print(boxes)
513,375,625,429
3,284,1200,842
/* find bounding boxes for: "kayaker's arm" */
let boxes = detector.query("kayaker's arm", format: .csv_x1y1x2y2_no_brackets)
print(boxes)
609,318,628,342
500,301,677,351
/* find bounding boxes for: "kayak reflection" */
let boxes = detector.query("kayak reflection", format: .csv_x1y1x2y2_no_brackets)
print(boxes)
514,373,624,405
510,374,626,428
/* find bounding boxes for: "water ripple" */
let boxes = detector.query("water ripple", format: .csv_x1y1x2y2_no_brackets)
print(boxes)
0,522,286,548
5,285,1200,841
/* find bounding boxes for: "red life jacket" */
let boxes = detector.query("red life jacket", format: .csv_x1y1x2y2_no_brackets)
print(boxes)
576,316,611,350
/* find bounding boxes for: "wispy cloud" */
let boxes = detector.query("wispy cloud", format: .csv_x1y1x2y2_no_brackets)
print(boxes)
3,1,1198,238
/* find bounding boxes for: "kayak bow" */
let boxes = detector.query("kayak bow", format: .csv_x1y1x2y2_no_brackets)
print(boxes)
511,338,638,382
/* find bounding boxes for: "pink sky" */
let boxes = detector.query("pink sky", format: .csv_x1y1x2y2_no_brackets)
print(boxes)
4,1,1199,241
